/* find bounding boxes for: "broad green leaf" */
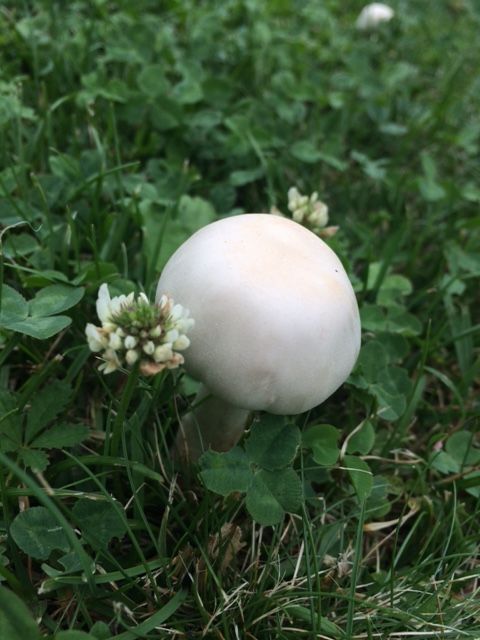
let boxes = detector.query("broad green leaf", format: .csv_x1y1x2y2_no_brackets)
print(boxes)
365,476,392,519
25,380,72,442
10,507,70,560
3,315,71,339
23,269,72,287
352,349,412,422
377,274,413,307
245,473,285,525
343,455,373,501
177,195,216,231
58,551,84,573
259,468,303,513
172,77,203,104
150,104,180,131
303,424,341,466
385,307,422,336
370,383,406,421
351,150,388,181
137,64,169,97
347,421,376,455
357,341,390,380
374,333,409,362
0,587,41,640
445,431,480,466
199,448,253,496
418,155,446,202
360,304,386,333
290,140,323,163
3,233,38,258
90,621,111,640
0,285,28,324
245,416,300,470
189,109,222,129
72,499,127,550
19,448,49,471
463,471,480,498
316,151,347,171
229,167,265,186
31,423,89,449
29,285,84,317
429,450,459,474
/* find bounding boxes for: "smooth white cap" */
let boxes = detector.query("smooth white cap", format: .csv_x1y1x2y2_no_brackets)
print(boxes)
356,3,394,30
156,214,361,415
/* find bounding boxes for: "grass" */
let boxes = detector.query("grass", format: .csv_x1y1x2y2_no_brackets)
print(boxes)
0,0,479,638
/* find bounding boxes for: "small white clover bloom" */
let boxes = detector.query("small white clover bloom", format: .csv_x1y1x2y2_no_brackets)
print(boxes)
149,325,162,338
86,284,194,376
143,341,155,355
95,284,111,324
124,335,137,349
287,186,301,209
154,344,173,363
98,348,121,374
125,349,140,365
356,3,394,30
310,201,329,228
85,323,108,352
165,329,179,343
108,332,122,350
288,186,330,234
173,334,190,350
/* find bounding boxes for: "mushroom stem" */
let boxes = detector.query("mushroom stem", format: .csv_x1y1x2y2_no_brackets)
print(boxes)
174,384,250,463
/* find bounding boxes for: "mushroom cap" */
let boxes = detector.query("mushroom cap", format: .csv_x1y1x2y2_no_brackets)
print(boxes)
156,214,361,414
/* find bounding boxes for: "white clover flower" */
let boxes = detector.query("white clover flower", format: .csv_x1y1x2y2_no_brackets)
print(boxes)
165,329,179,343
85,323,108,352
98,348,121,374
124,335,137,350
126,349,140,365
95,284,111,324
108,332,122,350
143,341,155,355
356,3,394,30
86,284,194,376
310,201,329,228
287,186,330,234
173,335,190,350
154,344,173,363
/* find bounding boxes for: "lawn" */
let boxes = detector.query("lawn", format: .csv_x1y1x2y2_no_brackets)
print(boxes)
0,1,479,638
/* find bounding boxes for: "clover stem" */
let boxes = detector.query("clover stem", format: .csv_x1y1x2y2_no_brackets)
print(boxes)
174,384,250,463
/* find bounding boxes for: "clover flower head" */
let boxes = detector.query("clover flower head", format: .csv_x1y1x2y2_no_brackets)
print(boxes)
356,3,394,30
287,186,332,235
86,285,194,376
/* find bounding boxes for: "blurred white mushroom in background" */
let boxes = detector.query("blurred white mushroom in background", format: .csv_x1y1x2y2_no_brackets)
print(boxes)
356,3,395,30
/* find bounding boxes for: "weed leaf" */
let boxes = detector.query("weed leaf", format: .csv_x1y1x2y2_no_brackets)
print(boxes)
303,424,341,466
10,507,70,560
31,423,88,449
72,499,127,550
29,285,84,317
344,455,373,502
199,448,253,496
245,415,300,470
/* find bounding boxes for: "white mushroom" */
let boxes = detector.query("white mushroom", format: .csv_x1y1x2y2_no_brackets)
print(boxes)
356,3,394,30
156,213,361,462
